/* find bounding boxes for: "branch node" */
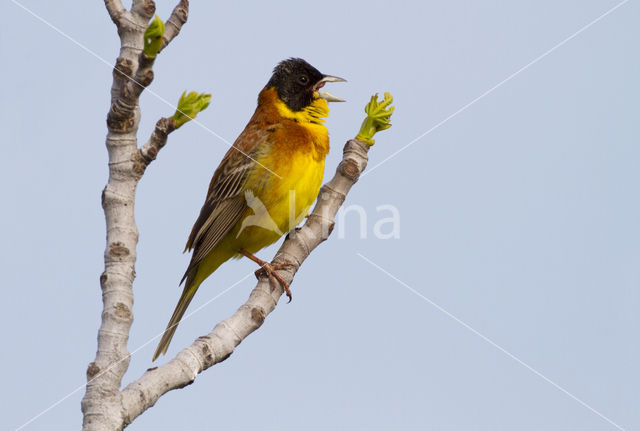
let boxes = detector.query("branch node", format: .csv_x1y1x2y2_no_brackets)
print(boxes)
109,242,131,258
132,0,156,20
87,362,101,379
138,53,155,71
337,158,361,181
250,306,266,325
106,99,137,132
113,57,134,81
141,69,154,87
196,337,216,367
114,302,133,320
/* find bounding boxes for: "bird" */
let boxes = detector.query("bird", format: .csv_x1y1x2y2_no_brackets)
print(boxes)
153,58,345,361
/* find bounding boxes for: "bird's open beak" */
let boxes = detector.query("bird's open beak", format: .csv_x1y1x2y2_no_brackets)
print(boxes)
315,75,347,102
317,91,345,102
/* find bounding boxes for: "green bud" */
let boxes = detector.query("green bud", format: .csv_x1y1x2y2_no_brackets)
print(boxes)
356,92,394,145
143,15,165,58
171,91,212,128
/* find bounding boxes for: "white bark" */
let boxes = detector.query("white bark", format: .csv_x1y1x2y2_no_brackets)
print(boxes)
81,2,187,431
84,1,377,429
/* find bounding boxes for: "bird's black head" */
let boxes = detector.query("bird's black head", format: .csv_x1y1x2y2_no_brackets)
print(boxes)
266,58,345,111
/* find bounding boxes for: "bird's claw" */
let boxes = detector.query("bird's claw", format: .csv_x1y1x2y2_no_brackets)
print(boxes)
255,263,294,303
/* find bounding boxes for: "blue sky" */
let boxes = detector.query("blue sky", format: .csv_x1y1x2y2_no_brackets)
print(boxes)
1,1,639,430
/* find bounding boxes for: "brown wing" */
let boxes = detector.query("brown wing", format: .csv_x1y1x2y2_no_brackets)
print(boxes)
180,127,273,284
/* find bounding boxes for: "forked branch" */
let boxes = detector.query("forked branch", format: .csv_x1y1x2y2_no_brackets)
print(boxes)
85,0,393,429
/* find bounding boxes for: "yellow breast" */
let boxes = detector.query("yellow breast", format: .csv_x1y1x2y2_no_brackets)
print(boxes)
232,90,331,251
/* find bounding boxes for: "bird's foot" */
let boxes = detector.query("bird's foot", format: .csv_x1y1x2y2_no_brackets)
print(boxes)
255,263,294,302
239,250,294,302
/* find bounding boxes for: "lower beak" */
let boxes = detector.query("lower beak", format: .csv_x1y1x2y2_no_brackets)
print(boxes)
317,91,345,102
315,74,347,102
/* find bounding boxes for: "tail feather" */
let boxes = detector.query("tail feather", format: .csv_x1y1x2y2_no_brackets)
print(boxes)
153,246,231,361
152,281,198,361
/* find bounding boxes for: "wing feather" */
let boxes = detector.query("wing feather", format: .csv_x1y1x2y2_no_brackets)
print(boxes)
181,127,274,284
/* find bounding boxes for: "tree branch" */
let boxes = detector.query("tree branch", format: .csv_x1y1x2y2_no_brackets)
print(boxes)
106,0,189,133
82,2,189,430
88,1,392,429
107,51,157,133
133,117,176,177
119,139,371,422
104,0,127,27
160,0,189,52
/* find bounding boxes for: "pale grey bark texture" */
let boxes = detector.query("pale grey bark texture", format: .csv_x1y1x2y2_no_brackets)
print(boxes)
82,1,375,430
81,1,186,430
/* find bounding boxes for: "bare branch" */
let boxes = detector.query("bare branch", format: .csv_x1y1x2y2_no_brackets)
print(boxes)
106,52,157,134
104,0,127,27
105,0,189,134
82,4,151,430
133,117,176,177
160,0,189,52
89,3,390,429
119,139,371,422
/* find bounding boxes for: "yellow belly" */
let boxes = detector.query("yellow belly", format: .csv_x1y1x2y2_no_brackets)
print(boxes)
190,152,324,290
234,150,325,252
192,94,330,287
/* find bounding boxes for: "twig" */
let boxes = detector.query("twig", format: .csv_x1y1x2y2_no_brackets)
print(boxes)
133,117,176,177
160,0,189,52
104,0,127,27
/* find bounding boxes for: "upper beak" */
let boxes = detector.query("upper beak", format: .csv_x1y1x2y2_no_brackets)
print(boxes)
320,75,347,84
315,74,347,102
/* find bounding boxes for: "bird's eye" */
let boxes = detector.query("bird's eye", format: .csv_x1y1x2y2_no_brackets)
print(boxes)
298,75,309,85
